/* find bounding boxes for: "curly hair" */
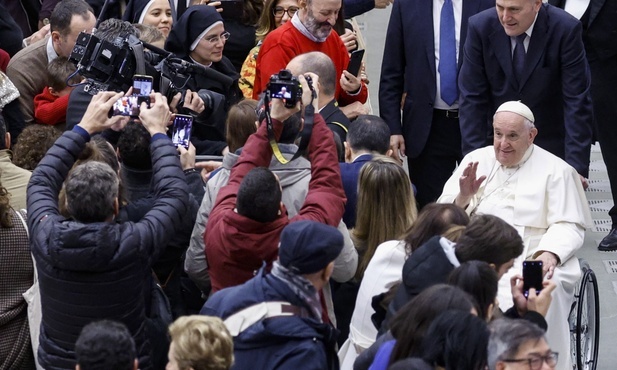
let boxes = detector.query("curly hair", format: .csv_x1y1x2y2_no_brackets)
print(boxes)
168,315,234,370
0,176,12,228
59,136,125,217
12,125,62,171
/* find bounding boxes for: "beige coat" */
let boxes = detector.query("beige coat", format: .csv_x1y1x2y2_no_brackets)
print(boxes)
6,37,49,124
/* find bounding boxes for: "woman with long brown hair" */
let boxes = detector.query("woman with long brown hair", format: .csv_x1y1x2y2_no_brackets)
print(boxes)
334,155,416,352
339,204,469,368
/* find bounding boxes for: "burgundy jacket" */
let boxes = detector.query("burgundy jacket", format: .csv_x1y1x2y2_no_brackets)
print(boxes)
205,113,346,293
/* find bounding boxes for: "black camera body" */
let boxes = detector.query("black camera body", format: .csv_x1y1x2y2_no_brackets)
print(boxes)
267,69,302,108
69,32,143,95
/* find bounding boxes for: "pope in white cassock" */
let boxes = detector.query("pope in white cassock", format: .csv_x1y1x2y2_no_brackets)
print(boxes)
438,101,592,369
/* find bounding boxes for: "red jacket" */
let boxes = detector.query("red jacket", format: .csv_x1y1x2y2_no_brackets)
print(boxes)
205,113,346,293
33,87,69,126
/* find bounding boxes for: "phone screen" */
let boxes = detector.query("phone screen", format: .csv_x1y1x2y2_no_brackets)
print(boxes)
347,49,365,77
172,114,193,149
133,75,153,96
522,261,543,298
112,96,140,117
269,82,294,99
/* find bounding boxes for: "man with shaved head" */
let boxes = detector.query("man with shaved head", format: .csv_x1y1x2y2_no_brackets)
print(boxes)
286,52,351,141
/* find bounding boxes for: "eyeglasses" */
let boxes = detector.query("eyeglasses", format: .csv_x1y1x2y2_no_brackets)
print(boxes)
204,31,231,44
273,6,299,17
502,351,559,370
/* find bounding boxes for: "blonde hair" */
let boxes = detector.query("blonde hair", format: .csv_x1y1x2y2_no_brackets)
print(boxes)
168,315,234,370
441,224,466,243
352,155,417,280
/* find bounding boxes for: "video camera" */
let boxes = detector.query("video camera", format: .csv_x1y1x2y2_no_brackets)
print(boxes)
69,31,152,95
68,30,212,106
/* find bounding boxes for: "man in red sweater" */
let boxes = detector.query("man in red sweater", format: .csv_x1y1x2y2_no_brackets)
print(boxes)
206,73,346,293
252,0,367,107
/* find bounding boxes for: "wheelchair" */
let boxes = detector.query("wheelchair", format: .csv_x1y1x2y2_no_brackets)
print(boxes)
569,259,600,370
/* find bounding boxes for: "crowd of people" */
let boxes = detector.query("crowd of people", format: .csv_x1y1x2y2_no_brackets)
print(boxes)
0,0,613,369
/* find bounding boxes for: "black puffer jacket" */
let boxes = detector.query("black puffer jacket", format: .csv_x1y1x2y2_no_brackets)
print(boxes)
27,130,189,370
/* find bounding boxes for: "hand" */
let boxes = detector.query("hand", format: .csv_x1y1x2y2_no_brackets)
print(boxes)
339,101,369,121
139,93,172,136
169,92,182,113
340,70,362,94
374,0,394,8
182,89,206,114
511,275,556,317
340,29,357,52
269,97,301,122
25,24,50,46
199,0,223,11
455,162,486,207
579,174,589,190
359,63,369,85
389,134,406,163
511,274,528,316
534,251,560,279
299,73,320,111
527,280,556,317
178,143,196,170
78,91,125,134
195,160,223,183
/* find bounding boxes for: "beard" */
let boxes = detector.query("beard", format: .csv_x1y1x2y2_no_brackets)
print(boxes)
305,9,332,39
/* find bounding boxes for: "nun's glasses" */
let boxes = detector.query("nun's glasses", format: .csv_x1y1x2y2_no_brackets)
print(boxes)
205,31,231,44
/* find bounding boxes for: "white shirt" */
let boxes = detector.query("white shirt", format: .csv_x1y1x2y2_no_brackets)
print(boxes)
433,0,462,110
564,0,591,19
46,37,58,63
509,14,538,55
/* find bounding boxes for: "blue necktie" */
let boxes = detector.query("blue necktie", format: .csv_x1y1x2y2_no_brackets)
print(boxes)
512,34,527,83
439,0,457,106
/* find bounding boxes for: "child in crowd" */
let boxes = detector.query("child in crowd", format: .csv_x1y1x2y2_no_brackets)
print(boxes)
33,57,81,127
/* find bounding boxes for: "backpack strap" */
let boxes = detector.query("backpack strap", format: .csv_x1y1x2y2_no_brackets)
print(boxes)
223,301,308,336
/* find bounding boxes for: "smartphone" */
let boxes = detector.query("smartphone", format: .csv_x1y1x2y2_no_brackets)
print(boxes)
347,49,365,77
171,114,194,149
111,95,150,117
219,0,244,20
522,261,543,298
133,75,153,96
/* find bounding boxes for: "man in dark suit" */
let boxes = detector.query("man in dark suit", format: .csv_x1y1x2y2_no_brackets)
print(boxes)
548,0,617,251
340,115,391,228
459,0,593,180
379,0,493,208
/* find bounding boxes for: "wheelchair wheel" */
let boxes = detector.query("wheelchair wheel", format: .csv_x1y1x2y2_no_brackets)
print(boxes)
571,260,600,370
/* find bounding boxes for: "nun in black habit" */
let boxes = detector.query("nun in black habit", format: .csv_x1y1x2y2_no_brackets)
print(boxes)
166,5,243,155
123,0,173,38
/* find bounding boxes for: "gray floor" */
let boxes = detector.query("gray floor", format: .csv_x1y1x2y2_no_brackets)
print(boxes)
356,7,615,369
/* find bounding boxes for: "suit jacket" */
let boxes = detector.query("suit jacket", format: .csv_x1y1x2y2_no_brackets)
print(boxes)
459,4,593,177
549,0,617,130
340,153,372,228
549,0,617,62
379,0,493,158
321,98,351,142
6,37,49,124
